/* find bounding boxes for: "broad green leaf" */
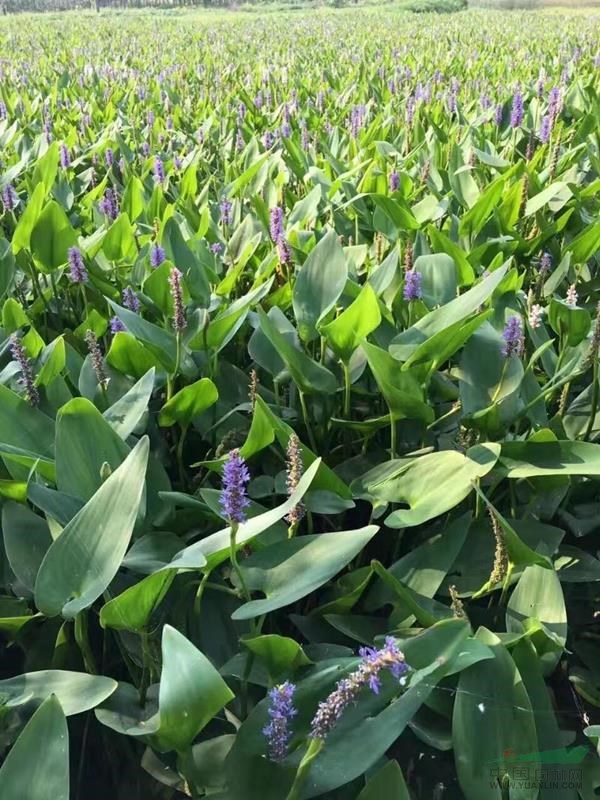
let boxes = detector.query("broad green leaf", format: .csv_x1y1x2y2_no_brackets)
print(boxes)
257,307,336,395
453,627,539,800
242,634,312,680
389,264,508,361
30,200,78,272
356,761,410,800
292,229,347,342
103,368,155,439
34,437,149,618
548,298,591,347
385,445,499,528
100,571,175,632
232,526,378,620
102,212,137,262
362,340,434,423
35,336,66,387
2,502,52,592
499,440,600,478
96,625,234,753
158,377,218,427
0,383,55,464
506,565,567,674
108,300,178,371
320,283,381,362
0,695,69,800
415,252,458,306
106,331,161,378
12,182,46,253
0,669,117,714
55,397,130,501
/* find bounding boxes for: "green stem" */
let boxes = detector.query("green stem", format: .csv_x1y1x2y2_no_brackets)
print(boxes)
167,332,182,402
584,357,599,441
193,570,211,616
285,738,323,800
299,391,318,452
390,410,396,460
230,522,251,602
491,359,509,404
176,424,189,488
342,360,351,419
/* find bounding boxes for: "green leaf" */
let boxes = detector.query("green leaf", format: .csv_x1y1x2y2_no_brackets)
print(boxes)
102,212,137,262
103,368,155,439
12,182,46,254
232,526,378,620
384,445,499,528
108,300,178,371
506,565,567,674
96,625,234,753
34,437,149,619
30,200,78,272
106,331,161,378
292,229,347,342
158,377,218,427
257,307,336,395
0,695,69,800
453,627,539,800
35,336,66,387
499,440,600,477
0,383,55,461
356,761,410,800
242,634,312,680
320,283,381,362
361,340,432,423
548,298,591,346
415,252,458,306
0,670,117,714
389,264,508,361
55,397,130,501
2,501,52,592
100,571,175,632
31,141,59,194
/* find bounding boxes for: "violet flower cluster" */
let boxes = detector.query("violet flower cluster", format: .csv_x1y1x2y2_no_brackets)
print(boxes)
220,448,251,524
68,247,87,283
403,269,422,302
262,682,298,763
501,316,525,358
168,267,186,331
10,334,39,407
309,637,409,742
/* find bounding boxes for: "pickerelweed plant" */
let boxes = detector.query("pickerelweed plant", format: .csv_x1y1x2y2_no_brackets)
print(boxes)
0,6,599,800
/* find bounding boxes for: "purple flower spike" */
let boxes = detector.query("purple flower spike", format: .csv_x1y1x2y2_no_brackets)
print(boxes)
539,115,552,144
10,334,39,407
99,188,119,221
220,197,233,226
153,156,165,184
262,682,297,763
389,170,400,192
110,316,126,334
122,286,139,312
310,637,409,741
60,143,70,169
510,90,524,128
539,252,552,273
1,184,18,212
501,316,525,358
220,448,250,524
68,247,87,283
168,267,186,332
150,242,166,269
403,270,422,302
269,206,284,242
